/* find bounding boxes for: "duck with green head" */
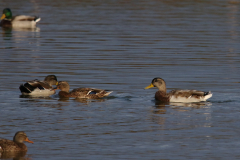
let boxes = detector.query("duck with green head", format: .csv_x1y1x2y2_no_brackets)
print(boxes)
0,8,41,28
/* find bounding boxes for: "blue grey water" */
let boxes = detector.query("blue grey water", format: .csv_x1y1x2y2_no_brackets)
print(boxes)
0,0,240,159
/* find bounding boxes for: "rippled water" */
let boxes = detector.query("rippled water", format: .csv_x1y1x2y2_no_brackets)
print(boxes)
0,0,240,159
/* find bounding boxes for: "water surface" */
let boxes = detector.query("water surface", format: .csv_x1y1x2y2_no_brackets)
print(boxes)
0,0,240,159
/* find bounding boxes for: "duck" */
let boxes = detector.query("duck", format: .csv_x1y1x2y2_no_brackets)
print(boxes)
0,131,33,152
0,8,40,28
56,81,113,99
145,77,212,103
19,75,58,96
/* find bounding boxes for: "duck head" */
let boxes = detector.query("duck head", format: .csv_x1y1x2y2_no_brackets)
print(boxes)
145,77,167,92
1,8,12,20
13,131,34,144
57,81,70,92
44,75,58,86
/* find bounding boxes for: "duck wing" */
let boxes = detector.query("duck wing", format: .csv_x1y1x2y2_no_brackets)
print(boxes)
169,90,212,102
13,15,40,22
19,79,52,93
0,139,23,152
70,88,112,99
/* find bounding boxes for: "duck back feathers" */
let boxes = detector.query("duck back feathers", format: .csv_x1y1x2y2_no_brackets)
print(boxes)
167,90,212,103
19,75,58,96
19,80,53,94
0,139,27,152
11,15,41,28
57,81,112,99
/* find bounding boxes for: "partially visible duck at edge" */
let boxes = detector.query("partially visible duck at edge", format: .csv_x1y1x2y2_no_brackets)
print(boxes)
145,77,212,103
0,8,40,28
0,131,33,152
19,75,58,96
56,81,113,99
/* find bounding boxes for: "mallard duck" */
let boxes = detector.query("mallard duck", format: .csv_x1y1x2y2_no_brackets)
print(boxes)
0,8,40,28
145,77,212,103
56,81,113,99
19,75,58,96
0,131,33,152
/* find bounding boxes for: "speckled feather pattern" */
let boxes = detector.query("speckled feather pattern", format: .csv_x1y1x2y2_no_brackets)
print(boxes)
59,88,111,99
57,81,112,99
0,139,27,152
155,91,170,102
155,90,211,102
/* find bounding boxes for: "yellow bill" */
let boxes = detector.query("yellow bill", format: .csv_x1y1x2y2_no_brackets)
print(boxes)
1,14,5,20
145,83,154,89
56,82,58,85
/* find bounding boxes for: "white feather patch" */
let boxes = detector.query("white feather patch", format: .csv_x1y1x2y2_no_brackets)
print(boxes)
170,92,212,103
12,15,40,28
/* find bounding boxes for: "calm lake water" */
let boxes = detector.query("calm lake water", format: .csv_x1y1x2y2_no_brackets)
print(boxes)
0,0,240,159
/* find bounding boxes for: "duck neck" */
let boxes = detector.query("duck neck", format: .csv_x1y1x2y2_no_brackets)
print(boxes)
61,88,70,93
158,86,166,94
155,83,167,94
16,143,27,150
59,91,70,97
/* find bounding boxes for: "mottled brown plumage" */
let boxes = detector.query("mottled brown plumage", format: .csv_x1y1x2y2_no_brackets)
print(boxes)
145,77,212,103
0,151,26,159
155,91,170,102
56,81,112,99
19,75,58,96
0,131,33,152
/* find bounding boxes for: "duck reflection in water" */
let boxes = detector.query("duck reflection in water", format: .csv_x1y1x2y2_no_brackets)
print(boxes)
150,101,212,126
0,151,27,160
58,95,108,104
155,101,212,109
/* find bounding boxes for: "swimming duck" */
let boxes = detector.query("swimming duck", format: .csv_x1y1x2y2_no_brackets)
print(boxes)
56,81,113,99
19,75,58,96
0,131,33,152
145,77,212,103
0,8,40,28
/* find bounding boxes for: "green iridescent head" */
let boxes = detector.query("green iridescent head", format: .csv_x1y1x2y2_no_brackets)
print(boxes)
1,8,12,19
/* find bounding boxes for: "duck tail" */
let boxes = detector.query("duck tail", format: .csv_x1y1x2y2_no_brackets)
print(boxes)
204,91,212,100
34,17,41,23
103,91,113,97
19,84,31,93
19,82,38,93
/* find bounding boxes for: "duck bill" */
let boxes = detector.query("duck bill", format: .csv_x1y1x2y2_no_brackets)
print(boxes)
1,14,6,20
145,83,154,89
25,137,34,144
56,82,58,85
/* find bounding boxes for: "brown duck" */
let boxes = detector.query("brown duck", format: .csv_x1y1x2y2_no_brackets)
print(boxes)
19,75,58,96
0,131,33,152
56,81,112,99
145,77,212,103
